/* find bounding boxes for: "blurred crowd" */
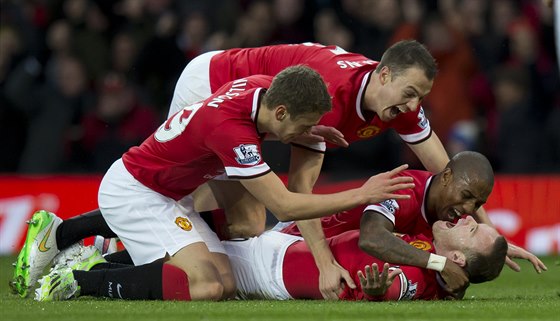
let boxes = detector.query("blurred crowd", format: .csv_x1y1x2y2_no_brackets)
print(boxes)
1,0,559,175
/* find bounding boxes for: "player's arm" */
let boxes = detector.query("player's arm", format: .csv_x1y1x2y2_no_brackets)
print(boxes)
239,165,414,221
406,132,449,173
358,211,468,293
288,146,356,299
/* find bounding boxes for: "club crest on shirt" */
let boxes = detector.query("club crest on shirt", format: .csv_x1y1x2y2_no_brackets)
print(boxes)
357,125,380,138
175,217,192,231
234,144,261,165
409,240,432,251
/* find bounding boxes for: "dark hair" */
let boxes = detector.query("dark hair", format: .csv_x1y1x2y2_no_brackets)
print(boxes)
375,40,437,80
464,235,508,283
262,65,332,118
448,151,495,188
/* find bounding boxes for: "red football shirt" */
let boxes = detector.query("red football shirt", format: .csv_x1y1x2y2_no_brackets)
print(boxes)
280,170,434,238
282,230,448,301
122,76,272,201
210,43,431,149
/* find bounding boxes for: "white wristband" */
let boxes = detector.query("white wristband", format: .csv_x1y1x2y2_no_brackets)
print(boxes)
426,253,447,272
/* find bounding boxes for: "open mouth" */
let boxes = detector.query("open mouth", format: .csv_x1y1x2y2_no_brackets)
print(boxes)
446,221,456,228
389,106,402,118
449,208,462,221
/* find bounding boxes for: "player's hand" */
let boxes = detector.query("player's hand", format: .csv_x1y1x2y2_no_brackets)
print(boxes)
360,165,414,204
318,260,356,300
441,260,469,294
357,263,402,297
291,125,349,148
310,125,349,147
505,243,548,273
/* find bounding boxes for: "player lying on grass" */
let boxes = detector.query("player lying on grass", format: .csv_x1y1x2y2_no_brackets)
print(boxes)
277,151,547,294
224,217,507,301
31,215,506,302
13,65,415,301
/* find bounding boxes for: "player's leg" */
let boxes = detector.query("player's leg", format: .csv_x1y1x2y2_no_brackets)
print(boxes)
207,180,266,239
168,50,223,118
11,208,116,297
189,209,236,299
165,243,225,300
223,231,302,300
82,159,229,300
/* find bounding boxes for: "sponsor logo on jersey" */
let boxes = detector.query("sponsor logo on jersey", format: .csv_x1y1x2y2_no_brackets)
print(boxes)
357,125,380,138
233,144,261,165
409,240,432,251
175,217,193,231
380,199,398,215
417,108,428,129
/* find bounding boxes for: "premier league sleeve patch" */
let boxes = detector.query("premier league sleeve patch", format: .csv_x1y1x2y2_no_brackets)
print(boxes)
233,144,261,165
417,107,429,129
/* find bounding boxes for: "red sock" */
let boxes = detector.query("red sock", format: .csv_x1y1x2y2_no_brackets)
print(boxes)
162,263,191,301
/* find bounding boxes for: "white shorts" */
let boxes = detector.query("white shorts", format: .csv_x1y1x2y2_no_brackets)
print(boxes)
98,158,226,265
223,231,302,300
168,50,224,118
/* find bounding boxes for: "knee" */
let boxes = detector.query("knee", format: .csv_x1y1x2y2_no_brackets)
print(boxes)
220,273,237,300
191,280,224,301
227,222,265,238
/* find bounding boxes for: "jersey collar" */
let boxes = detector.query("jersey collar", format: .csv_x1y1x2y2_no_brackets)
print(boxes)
355,71,372,122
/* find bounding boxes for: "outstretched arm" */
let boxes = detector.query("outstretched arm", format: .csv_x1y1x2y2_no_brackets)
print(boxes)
358,211,469,294
240,165,414,221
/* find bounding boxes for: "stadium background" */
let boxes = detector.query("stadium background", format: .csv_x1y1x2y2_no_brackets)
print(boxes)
0,0,559,255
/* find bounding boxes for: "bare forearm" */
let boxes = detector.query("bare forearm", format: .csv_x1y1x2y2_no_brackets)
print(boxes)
360,233,430,268
273,189,366,221
408,133,449,173
296,219,332,265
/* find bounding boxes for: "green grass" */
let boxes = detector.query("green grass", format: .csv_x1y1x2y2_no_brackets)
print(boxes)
0,256,558,321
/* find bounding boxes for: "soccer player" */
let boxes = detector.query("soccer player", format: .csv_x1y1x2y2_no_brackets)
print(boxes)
32,217,507,302
224,216,508,301
20,65,416,301
279,151,547,293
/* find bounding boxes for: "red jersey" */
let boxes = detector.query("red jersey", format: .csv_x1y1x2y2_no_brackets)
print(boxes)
282,230,449,301
280,170,434,238
210,43,431,149
122,76,272,201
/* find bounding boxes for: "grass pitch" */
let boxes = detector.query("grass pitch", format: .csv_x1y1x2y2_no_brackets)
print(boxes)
0,255,558,321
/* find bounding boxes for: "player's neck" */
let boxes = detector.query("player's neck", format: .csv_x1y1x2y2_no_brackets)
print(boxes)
363,74,381,114
256,103,272,135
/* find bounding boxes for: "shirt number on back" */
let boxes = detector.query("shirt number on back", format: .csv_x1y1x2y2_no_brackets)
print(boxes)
155,102,203,142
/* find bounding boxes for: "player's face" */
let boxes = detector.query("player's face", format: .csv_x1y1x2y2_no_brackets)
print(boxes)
432,216,499,255
374,67,433,122
434,173,491,222
277,112,323,144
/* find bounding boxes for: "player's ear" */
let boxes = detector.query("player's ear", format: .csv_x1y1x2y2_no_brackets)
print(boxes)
379,66,391,85
275,105,287,121
441,168,453,187
450,251,466,267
